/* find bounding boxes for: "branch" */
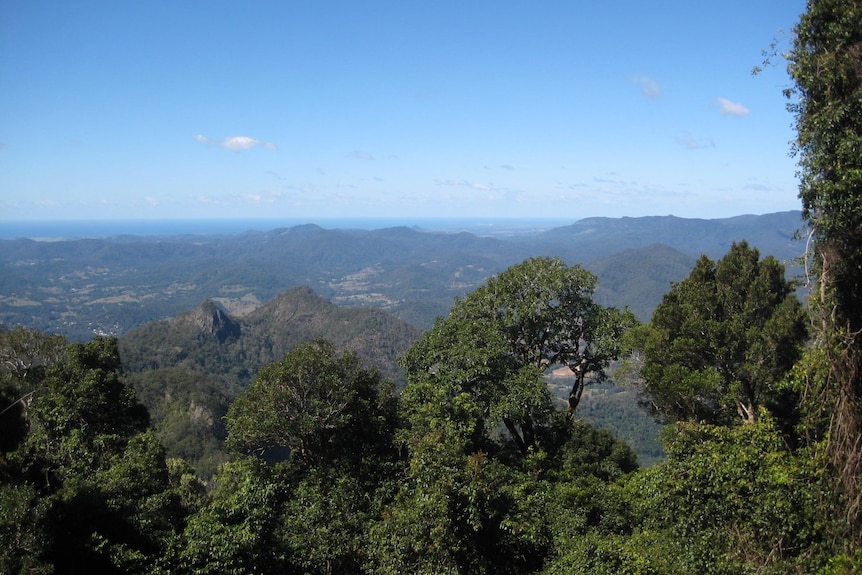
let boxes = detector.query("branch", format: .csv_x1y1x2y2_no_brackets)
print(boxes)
0,391,35,417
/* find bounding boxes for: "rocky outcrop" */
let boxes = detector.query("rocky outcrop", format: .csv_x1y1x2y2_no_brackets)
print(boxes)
185,300,241,342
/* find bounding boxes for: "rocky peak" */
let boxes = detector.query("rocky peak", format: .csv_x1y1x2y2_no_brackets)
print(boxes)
187,300,241,342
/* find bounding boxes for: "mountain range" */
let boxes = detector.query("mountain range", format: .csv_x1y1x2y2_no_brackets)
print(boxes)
0,211,806,339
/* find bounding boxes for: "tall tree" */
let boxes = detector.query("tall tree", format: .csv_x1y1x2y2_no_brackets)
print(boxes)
401,256,636,457
787,0,862,536
619,420,829,575
640,242,807,425
25,337,150,476
369,258,636,574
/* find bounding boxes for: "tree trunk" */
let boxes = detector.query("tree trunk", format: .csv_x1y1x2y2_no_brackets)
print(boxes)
737,400,757,424
567,372,586,421
502,417,527,456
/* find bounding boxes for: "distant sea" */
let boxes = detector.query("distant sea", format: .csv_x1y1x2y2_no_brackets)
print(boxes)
0,218,577,241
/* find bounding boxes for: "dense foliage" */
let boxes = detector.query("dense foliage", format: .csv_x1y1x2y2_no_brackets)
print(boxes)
788,0,862,545
639,241,807,426
0,332,195,574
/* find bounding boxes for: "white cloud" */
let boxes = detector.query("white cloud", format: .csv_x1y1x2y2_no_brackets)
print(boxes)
193,134,277,151
222,136,259,151
716,97,750,116
348,150,374,160
632,75,661,99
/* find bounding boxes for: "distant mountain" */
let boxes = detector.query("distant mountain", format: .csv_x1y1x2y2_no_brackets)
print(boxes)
585,244,698,322
530,210,805,263
119,285,420,390
0,211,806,338
119,286,422,476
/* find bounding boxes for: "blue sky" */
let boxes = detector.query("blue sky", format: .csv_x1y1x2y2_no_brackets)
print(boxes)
1,1,807,222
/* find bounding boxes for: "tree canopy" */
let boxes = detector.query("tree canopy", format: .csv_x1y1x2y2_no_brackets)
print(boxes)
401,256,637,457
639,241,807,425
226,338,398,470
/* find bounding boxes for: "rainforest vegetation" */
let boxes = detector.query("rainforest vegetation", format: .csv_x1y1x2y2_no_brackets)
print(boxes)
2,1,862,573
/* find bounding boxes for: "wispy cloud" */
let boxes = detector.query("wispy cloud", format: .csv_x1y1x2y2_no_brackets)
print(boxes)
716,97,750,117
434,178,497,191
240,191,282,204
632,75,661,99
193,134,277,151
348,150,374,160
676,132,715,150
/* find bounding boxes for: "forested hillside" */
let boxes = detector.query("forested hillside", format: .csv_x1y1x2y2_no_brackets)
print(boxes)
115,284,663,476
117,286,421,476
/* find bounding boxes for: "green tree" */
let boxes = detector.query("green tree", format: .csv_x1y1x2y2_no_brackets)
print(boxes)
0,336,190,575
45,430,184,575
367,425,536,575
226,338,398,470
175,457,292,575
640,241,807,425
624,420,830,574
19,337,150,481
368,258,637,574
401,256,636,457
0,482,52,575
0,328,67,454
217,339,401,574
787,0,862,538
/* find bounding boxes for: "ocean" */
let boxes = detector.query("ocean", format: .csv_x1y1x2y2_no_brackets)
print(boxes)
0,217,576,241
